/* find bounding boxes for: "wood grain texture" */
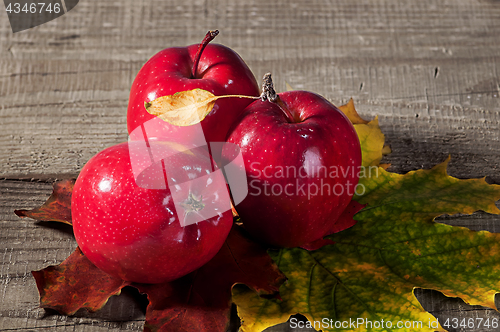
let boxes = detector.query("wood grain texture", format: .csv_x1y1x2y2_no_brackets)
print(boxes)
1,0,500,331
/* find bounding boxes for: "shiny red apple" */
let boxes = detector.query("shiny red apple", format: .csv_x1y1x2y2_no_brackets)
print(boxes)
127,30,260,145
224,79,361,248
71,141,233,284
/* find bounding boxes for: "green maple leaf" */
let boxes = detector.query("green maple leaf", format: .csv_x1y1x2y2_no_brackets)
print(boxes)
233,101,500,332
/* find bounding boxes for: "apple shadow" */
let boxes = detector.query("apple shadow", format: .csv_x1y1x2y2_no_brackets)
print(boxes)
198,61,231,77
36,221,75,238
40,286,148,322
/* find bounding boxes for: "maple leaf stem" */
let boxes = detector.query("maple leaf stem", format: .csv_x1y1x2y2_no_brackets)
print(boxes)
192,30,219,79
275,249,284,267
307,263,317,319
330,282,338,319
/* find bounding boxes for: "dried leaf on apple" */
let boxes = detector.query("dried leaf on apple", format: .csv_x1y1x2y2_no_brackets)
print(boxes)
145,89,219,126
145,89,258,127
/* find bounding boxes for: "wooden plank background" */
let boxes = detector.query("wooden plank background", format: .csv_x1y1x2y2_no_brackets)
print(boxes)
1,0,499,331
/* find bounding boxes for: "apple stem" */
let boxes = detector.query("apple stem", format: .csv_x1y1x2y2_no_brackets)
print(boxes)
260,73,296,123
192,30,219,78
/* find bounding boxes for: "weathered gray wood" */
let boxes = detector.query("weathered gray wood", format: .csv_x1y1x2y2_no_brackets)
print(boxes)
1,0,499,181
1,0,500,330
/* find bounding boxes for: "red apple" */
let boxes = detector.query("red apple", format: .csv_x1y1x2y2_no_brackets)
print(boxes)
127,30,260,145
224,79,361,248
71,141,233,284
